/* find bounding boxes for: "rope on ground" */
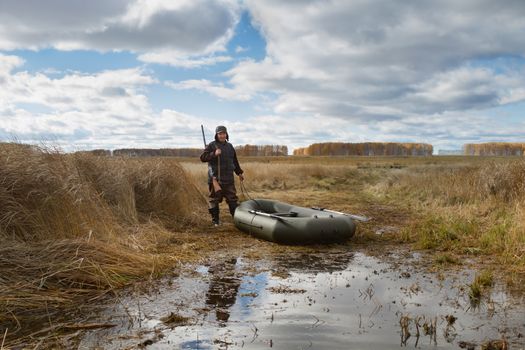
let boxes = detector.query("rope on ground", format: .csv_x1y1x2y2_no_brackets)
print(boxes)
240,180,263,211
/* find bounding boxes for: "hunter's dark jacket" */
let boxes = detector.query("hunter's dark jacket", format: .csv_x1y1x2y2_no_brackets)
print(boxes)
200,141,243,184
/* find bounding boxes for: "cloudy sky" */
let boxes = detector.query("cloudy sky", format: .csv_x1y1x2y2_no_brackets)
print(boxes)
1,0,525,153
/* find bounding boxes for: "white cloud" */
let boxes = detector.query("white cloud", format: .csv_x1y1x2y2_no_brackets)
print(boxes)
406,67,525,112
0,53,158,148
2,1,525,151
500,88,525,105
0,54,25,77
0,53,236,150
0,0,240,66
166,79,252,101
226,111,525,153
222,0,525,121
1,53,524,152
138,53,232,68
0,55,155,115
235,45,248,53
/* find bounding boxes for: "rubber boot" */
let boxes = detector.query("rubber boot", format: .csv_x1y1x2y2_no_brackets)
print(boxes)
228,202,238,217
209,207,220,226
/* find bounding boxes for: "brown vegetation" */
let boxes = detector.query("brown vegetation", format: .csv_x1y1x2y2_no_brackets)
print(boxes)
0,143,206,342
464,142,525,156
370,159,525,270
293,142,433,156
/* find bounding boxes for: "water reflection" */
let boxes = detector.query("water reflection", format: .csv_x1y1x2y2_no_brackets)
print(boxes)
205,258,241,326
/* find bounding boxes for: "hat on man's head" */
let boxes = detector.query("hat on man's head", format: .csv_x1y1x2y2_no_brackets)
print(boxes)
215,125,227,134
214,125,229,141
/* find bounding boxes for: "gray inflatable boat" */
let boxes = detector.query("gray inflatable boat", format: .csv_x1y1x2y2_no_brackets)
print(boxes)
233,199,356,244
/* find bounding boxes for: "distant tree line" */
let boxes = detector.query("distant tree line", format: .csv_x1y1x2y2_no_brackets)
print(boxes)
77,145,288,158
464,143,525,156
235,144,288,156
293,142,433,156
112,148,203,157
52,142,525,158
76,149,112,156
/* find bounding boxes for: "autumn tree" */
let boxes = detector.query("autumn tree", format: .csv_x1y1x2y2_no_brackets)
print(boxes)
113,148,202,157
293,142,433,156
235,144,288,156
463,143,525,156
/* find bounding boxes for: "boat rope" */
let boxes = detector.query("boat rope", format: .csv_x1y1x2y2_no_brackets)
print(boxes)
240,180,263,210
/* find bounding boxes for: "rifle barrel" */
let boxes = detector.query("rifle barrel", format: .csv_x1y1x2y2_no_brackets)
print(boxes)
201,125,207,147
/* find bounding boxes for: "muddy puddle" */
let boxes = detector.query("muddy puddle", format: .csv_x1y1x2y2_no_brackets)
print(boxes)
77,248,524,349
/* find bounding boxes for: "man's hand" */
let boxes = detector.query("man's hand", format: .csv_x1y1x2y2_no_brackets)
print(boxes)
214,148,222,156
239,174,245,182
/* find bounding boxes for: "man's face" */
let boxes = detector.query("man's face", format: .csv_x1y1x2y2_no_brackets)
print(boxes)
217,131,227,142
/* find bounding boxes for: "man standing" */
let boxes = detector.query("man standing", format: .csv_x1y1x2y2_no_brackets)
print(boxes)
200,125,244,226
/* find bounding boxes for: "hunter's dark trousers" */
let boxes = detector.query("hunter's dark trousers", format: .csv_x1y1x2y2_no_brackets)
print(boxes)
208,183,239,209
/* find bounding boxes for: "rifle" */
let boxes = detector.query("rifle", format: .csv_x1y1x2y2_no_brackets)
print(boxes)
201,125,222,193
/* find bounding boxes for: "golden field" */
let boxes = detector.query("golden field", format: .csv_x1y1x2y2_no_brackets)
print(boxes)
1,143,524,346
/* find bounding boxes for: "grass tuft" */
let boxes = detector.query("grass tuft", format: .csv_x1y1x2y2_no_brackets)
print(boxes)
434,253,459,265
468,270,494,305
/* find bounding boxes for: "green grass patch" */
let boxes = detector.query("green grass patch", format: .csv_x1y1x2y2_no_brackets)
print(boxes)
468,270,494,306
474,270,494,288
479,221,510,252
409,216,482,251
415,217,460,250
468,281,482,305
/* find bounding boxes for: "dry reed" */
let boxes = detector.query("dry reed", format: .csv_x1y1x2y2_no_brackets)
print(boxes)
0,143,206,343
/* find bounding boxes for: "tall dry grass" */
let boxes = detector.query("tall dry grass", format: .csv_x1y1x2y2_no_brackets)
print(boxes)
182,161,363,191
370,160,525,269
0,143,206,341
